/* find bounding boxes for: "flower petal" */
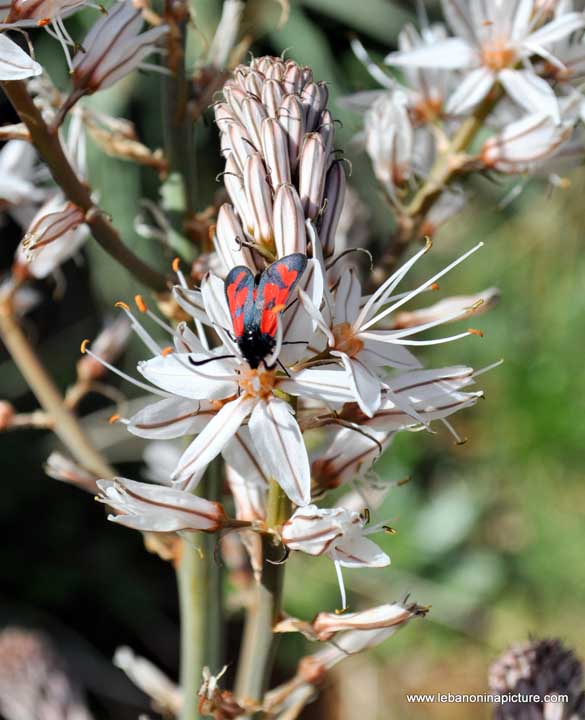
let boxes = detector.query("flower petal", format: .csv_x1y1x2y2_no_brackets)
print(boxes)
499,68,560,123
385,37,477,69
333,351,381,418
333,536,390,568
0,34,42,80
138,353,238,400
97,478,226,532
127,396,216,439
249,396,311,506
172,395,256,486
445,66,495,115
279,365,355,405
223,428,269,521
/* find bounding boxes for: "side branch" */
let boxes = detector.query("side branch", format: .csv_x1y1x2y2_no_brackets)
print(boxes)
0,302,114,479
1,80,169,293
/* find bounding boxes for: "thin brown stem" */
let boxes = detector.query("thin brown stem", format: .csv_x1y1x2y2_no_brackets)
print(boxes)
0,80,168,292
0,302,114,478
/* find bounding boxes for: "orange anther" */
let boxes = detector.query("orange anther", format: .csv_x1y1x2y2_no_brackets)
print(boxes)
114,301,130,311
208,224,216,242
80,339,90,354
468,328,484,337
134,294,147,313
431,283,440,291
161,346,174,356
108,414,121,424
172,257,181,273
37,17,50,26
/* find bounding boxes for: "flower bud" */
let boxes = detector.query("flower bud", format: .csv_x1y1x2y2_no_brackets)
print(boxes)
97,478,228,533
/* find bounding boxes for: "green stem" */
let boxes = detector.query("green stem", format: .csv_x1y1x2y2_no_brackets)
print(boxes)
177,460,224,720
0,80,168,292
234,479,290,705
162,1,197,228
404,85,503,221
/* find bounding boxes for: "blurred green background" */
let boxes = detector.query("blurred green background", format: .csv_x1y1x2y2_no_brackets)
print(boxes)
1,0,584,718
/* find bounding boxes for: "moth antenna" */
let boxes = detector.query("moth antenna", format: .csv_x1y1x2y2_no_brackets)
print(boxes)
188,354,236,367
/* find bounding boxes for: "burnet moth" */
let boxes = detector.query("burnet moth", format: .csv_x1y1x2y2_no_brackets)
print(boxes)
224,253,308,369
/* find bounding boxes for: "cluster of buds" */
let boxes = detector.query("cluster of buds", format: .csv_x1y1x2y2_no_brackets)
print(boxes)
346,0,585,237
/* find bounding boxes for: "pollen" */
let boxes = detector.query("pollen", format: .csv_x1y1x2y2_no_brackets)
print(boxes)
238,365,276,399
481,42,516,71
332,322,364,357
161,346,174,356
108,414,121,424
134,295,148,313
37,17,50,26
468,327,484,337
80,339,90,354
172,257,181,273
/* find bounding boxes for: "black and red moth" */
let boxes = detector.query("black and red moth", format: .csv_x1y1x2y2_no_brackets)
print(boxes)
224,253,308,369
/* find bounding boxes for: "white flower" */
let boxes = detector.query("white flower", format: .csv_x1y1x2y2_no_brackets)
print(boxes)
312,364,487,492
282,504,390,608
385,0,585,120
97,478,229,533
83,264,354,507
299,241,485,417
0,32,42,80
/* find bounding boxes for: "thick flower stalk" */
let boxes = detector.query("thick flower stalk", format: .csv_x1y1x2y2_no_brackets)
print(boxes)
70,55,499,715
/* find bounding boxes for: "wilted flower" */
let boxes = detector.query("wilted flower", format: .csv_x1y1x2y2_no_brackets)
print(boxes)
0,32,42,80
282,504,391,608
97,477,230,533
198,666,244,720
385,0,585,119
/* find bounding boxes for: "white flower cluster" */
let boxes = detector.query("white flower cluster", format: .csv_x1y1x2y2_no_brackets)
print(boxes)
84,55,492,608
346,0,585,219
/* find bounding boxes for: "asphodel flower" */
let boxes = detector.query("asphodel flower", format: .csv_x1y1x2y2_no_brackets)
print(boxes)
96,478,230,533
282,504,391,608
385,0,585,120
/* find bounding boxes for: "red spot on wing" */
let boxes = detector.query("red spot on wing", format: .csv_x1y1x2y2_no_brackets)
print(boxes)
226,270,249,337
276,264,299,288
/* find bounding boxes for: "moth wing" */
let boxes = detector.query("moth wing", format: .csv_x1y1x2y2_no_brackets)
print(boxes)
255,253,308,338
224,266,256,338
